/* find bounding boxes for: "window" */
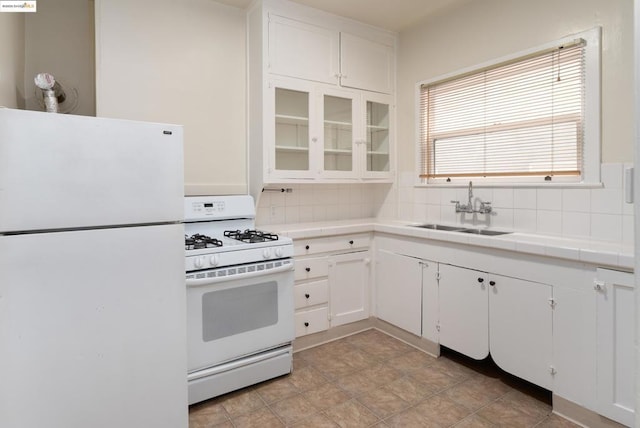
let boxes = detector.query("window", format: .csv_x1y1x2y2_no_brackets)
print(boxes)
418,28,600,185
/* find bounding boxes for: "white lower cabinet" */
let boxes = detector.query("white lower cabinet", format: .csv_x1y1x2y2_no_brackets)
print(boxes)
438,264,553,388
595,268,635,427
294,306,329,337
489,275,553,390
438,264,489,360
375,249,424,336
292,233,371,337
328,250,371,327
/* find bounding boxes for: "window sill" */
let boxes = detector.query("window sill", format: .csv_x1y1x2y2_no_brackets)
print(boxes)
413,181,604,189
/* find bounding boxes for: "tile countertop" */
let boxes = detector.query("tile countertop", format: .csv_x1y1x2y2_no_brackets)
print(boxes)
264,218,635,271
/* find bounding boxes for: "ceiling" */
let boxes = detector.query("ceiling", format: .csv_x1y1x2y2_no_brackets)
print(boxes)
214,0,470,32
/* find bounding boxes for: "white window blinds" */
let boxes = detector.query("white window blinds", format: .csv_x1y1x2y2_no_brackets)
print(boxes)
419,40,586,182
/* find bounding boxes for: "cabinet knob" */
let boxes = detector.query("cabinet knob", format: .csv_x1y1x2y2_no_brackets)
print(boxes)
349,240,354,245
477,278,484,283
304,322,309,327
305,267,311,272
305,245,310,250
305,293,310,299
489,281,496,286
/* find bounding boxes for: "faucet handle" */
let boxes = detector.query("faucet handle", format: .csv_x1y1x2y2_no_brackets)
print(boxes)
479,201,492,213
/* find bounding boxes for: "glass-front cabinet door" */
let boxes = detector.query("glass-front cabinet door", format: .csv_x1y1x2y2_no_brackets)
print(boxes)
321,89,358,178
267,79,392,181
275,87,310,172
269,79,316,179
363,94,391,176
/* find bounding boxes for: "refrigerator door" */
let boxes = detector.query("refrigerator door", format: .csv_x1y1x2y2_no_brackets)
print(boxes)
0,224,187,428
0,109,184,233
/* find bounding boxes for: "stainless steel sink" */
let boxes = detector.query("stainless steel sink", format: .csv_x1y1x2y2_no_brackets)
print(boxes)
458,228,512,236
410,224,512,236
412,224,465,231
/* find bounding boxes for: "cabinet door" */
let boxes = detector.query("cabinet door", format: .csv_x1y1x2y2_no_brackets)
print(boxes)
438,264,489,360
489,275,553,390
361,93,392,178
421,260,439,344
595,268,635,427
552,285,597,410
267,79,317,179
268,14,339,85
340,32,393,94
320,88,358,178
375,250,422,336
328,250,370,327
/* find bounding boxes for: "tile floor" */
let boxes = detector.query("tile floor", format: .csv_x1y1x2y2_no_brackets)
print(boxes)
189,329,579,427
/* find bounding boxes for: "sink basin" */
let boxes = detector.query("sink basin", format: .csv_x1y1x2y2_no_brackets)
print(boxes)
459,228,512,236
410,224,512,236
412,224,464,231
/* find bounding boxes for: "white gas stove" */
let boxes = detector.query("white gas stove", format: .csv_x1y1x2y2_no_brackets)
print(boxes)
184,195,295,405
184,195,294,276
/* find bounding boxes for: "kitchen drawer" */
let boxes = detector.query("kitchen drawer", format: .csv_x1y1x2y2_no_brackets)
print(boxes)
294,279,329,308
294,233,371,256
295,307,329,337
294,256,328,281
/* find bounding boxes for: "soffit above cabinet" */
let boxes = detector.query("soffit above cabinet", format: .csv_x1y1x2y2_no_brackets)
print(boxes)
214,0,472,32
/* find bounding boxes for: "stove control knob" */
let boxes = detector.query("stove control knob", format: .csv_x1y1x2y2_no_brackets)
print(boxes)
209,255,219,267
274,247,283,258
194,257,205,269
263,248,272,259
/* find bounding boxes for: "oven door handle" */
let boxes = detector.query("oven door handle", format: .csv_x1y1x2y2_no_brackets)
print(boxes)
186,261,293,287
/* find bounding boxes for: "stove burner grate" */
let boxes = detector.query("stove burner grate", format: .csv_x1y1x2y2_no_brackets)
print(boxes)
224,229,279,244
185,234,223,250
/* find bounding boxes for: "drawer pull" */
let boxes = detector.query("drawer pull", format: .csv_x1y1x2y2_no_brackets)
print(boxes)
304,322,309,327
305,245,310,250
489,281,496,286
305,293,310,299
477,277,484,283
349,240,354,245
305,267,311,272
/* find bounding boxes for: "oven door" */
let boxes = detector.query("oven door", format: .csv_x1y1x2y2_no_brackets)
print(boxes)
186,260,294,373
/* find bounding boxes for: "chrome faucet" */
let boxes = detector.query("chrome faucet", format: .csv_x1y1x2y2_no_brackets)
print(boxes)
451,181,492,214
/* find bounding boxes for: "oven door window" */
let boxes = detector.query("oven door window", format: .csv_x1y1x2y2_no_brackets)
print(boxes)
202,281,278,342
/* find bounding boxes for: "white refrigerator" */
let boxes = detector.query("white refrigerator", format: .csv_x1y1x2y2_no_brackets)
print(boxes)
0,108,187,428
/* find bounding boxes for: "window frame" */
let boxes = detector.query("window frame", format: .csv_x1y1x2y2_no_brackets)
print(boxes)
414,27,601,187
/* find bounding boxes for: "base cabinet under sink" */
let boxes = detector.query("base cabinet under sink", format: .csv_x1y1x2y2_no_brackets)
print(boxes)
436,264,554,390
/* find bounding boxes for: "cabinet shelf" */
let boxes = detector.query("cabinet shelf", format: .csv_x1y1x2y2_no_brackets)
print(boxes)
325,120,352,127
275,145,309,153
275,114,309,125
367,151,389,156
367,125,389,131
325,148,352,155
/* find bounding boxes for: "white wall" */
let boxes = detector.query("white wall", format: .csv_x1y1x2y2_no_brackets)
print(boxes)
95,0,247,196
24,0,95,116
396,0,634,172
0,14,25,108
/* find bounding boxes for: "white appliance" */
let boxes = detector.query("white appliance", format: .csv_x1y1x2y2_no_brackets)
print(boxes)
184,195,294,405
0,108,187,428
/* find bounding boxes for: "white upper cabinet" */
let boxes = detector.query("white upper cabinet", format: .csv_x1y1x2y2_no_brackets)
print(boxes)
248,0,396,195
268,15,340,85
340,32,394,94
266,79,391,181
268,14,394,94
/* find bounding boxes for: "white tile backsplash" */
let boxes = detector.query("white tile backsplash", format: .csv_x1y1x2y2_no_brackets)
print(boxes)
562,188,591,212
492,188,514,209
514,189,537,209
537,189,562,211
255,163,634,244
